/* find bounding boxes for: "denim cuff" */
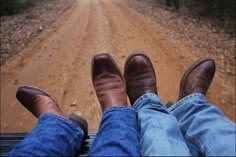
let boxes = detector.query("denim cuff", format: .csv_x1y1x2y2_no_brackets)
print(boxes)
103,106,135,114
39,113,84,135
133,93,159,109
168,93,206,111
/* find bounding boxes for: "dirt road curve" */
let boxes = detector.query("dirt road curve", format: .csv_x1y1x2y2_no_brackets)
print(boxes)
1,0,235,132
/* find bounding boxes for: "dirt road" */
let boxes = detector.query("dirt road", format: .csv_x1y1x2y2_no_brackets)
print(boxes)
1,0,235,132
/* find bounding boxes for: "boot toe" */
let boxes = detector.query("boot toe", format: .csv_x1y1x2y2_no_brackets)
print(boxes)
124,52,157,104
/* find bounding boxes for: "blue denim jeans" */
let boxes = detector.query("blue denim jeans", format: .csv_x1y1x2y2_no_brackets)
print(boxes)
5,113,85,156
169,93,236,156
88,106,140,156
6,106,140,156
134,93,235,156
133,93,191,156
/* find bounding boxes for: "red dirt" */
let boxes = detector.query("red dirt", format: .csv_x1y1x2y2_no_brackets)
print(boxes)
1,0,235,133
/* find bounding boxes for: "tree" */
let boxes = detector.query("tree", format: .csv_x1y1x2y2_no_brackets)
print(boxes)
165,0,179,10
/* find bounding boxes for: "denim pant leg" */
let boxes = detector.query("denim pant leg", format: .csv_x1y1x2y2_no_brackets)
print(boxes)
169,93,236,156
88,106,140,156
133,93,191,156
5,113,84,156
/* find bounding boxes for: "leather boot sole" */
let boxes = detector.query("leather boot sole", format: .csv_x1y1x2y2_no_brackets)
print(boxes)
68,113,88,136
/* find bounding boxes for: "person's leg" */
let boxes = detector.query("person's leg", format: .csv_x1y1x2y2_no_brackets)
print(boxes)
124,52,191,156
89,106,139,156
6,114,85,156
88,53,140,156
169,58,236,156
5,86,88,156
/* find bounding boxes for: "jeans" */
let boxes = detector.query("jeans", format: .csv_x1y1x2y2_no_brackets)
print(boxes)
5,106,140,156
88,106,140,156
6,93,235,156
169,93,236,156
134,93,236,156
133,93,191,156
5,114,84,156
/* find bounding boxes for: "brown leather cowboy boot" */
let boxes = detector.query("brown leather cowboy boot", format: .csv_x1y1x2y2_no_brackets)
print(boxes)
92,53,127,111
124,52,157,104
177,57,215,101
16,86,88,134
16,85,63,118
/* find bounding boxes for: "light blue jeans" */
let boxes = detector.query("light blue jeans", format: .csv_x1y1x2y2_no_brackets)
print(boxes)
169,93,236,156
134,93,236,156
5,106,140,156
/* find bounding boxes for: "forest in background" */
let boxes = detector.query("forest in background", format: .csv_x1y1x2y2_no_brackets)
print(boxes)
150,0,235,33
0,0,38,15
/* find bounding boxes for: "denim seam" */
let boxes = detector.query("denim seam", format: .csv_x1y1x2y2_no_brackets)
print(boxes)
40,113,84,133
184,132,206,156
177,104,207,156
133,93,157,109
103,106,135,114
168,93,205,111
180,122,207,156
61,131,82,156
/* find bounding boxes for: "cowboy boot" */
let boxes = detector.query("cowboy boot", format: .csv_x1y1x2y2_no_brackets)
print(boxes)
92,53,127,111
177,57,215,100
16,85,88,134
124,52,157,104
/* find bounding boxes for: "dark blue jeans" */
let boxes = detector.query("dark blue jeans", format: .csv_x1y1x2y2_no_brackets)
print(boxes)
88,106,140,156
6,106,140,156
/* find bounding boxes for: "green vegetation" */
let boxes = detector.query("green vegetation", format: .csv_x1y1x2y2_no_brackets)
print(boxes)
0,0,37,15
156,0,236,33
180,0,235,20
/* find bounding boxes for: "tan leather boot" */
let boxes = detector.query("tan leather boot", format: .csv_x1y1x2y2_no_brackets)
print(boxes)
92,53,127,111
178,57,215,100
124,52,157,104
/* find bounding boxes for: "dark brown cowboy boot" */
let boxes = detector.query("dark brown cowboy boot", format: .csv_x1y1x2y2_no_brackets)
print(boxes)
124,52,157,104
92,53,127,111
16,86,88,134
177,57,215,101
